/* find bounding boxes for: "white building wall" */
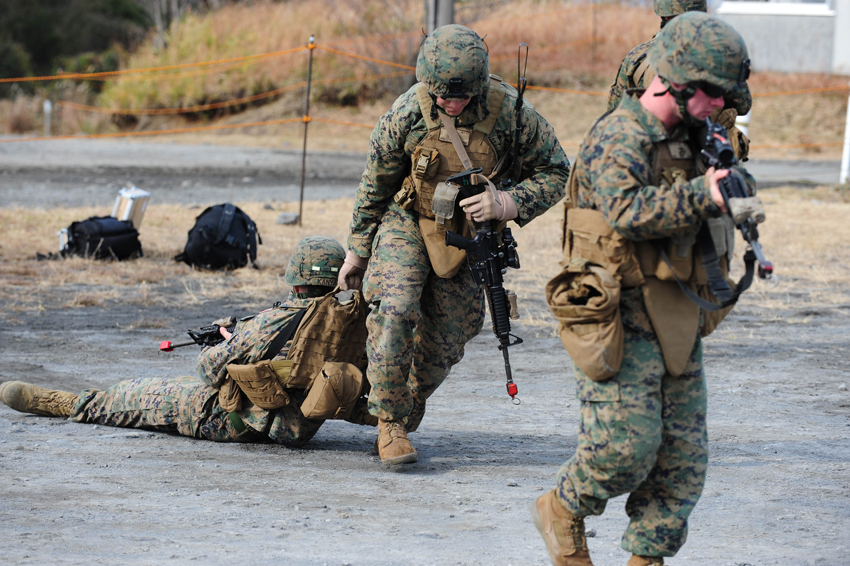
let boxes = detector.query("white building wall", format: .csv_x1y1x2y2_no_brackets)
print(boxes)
716,1,848,75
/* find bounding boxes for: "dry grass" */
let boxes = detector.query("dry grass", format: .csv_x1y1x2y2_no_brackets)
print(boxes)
4,187,848,333
0,0,846,159
0,199,353,316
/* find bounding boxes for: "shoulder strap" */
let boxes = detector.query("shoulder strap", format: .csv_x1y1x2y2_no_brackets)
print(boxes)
261,308,308,361
215,204,237,244
473,76,508,135
438,112,474,170
415,83,441,131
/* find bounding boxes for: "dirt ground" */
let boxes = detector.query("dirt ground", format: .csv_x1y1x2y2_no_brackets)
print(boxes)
0,142,848,566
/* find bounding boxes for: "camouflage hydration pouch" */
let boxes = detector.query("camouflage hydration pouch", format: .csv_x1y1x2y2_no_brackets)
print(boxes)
546,258,624,381
299,361,366,420
223,359,293,410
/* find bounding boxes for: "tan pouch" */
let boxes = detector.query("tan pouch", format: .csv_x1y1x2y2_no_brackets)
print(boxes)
225,359,293,410
218,377,242,412
546,258,624,381
412,147,440,179
419,215,471,279
641,277,700,377
431,181,460,225
299,362,365,420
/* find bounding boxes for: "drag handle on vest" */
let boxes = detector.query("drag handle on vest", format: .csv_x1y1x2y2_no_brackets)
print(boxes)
698,118,773,279
159,324,236,352
445,207,523,404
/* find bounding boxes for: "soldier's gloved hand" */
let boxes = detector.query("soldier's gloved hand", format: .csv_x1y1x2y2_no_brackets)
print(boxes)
338,251,368,291
705,166,729,213
459,186,518,222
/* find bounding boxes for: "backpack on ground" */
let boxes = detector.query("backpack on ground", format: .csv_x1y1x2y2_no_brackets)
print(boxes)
60,216,143,261
175,203,261,270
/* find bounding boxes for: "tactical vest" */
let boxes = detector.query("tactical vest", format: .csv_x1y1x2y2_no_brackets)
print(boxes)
563,106,730,289
285,288,369,387
399,76,507,217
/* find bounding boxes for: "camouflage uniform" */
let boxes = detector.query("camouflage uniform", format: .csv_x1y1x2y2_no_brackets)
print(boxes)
348,35,569,427
70,294,324,447
552,13,756,559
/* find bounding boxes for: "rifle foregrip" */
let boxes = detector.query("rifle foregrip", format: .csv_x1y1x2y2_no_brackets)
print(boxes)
487,286,512,338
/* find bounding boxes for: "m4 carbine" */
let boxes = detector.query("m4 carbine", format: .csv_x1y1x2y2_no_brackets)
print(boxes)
698,117,773,280
444,168,523,403
160,322,236,352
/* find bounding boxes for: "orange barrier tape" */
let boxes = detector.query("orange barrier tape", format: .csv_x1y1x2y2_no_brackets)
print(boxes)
315,45,415,71
0,118,305,143
0,46,306,83
76,59,263,83
57,71,412,116
312,117,374,129
752,85,850,98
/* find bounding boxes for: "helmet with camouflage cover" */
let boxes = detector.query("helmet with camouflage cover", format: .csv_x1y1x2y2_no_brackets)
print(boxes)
284,236,345,287
653,0,706,18
416,24,489,100
648,11,750,113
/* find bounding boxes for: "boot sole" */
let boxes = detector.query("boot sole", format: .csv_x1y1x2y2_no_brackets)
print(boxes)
380,450,418,466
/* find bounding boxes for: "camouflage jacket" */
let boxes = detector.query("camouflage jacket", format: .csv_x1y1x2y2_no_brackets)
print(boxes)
347,81,570,257
572,92,755,241
607,35,752,116
196,294,315,435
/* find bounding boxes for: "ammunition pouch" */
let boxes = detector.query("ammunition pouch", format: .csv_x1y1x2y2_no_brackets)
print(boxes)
546,258,624,381
221,359,294,411
299,361,366,420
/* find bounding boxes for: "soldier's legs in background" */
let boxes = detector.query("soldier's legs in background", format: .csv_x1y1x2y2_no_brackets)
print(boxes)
556,290,666,519
363,205,430,422
406,265,485,430
621,341,708,558
70,376,244,442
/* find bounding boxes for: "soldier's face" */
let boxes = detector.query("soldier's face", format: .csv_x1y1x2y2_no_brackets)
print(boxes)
685,86,725,120
436,96,471,116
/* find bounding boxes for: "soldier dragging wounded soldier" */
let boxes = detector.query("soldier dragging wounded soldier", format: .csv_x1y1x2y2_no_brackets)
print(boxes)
0,237,376,446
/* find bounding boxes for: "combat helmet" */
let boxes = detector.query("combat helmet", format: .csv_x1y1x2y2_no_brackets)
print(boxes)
648,12,750,119
284,236,345,288
653,0,707,18
416,24,489,100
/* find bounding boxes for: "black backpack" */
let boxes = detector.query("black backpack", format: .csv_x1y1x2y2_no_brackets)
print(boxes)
61,216,143,261
175,203,260,270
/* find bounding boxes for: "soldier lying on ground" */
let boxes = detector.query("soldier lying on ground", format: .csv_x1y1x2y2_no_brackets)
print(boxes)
0,236,376,446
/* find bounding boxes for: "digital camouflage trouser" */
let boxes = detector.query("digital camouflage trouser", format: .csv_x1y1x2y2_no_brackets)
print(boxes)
363,202,485,426
555,288,708,558
70,377,322,447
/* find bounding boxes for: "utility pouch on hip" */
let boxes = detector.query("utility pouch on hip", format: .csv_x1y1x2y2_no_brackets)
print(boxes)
394,177,417,211
224,359,293,410
299,361,365,420
545,258,624,381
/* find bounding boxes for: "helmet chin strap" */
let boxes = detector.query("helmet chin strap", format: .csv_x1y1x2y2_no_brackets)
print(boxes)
656,77,703,126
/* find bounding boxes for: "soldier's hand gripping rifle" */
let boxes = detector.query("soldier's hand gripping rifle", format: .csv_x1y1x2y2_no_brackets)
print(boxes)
698,118,773,281
159,318,236,352
444,168,523,404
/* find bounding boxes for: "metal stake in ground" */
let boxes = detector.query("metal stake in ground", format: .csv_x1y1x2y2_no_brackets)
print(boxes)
298,35,316,227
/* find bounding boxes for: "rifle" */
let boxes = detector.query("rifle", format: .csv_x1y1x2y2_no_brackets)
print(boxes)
160,322,236,352
444,168,523,404
698,118,773,281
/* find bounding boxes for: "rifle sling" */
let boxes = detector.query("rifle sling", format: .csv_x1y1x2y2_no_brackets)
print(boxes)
653,225,756,312
261,308,308,361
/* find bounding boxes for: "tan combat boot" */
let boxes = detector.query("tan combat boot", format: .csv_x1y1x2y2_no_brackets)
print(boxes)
627,556,663,566
530,489,594,566
0,381,79,418
376,419,417,465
